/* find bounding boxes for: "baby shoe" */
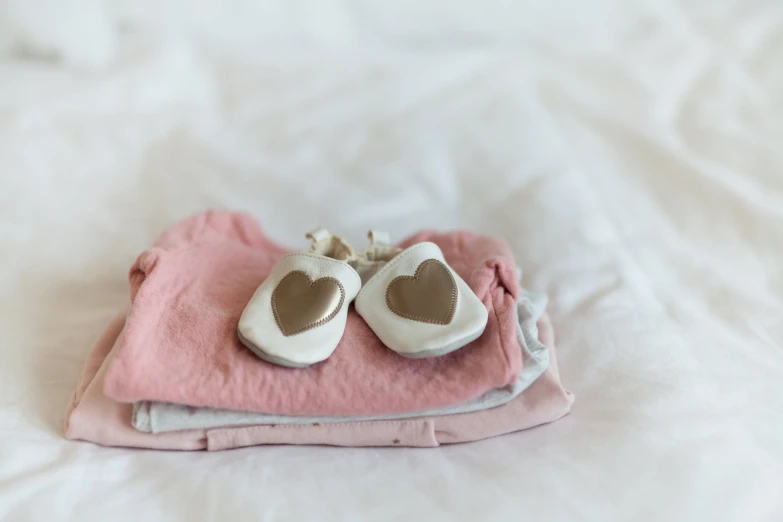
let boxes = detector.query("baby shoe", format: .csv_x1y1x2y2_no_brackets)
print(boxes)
238,228,362,368
353,231,488,358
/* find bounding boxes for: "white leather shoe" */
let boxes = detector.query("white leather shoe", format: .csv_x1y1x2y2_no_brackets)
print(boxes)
353,231,488,358
238,228,362,367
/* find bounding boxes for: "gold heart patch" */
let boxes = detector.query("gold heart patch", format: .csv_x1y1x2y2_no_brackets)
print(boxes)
386,259,457,325
272,271,345,336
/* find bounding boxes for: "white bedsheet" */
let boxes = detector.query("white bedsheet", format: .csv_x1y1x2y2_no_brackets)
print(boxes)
1,1,782,521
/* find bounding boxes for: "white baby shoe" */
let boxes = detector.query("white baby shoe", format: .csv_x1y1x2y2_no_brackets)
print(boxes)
238,228,362,368
353,231,488,358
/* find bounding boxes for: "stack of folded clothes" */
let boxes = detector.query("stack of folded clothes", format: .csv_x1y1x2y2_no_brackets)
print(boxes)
64,211,573,450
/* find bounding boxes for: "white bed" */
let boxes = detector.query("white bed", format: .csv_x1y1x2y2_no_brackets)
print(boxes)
1,1,782,520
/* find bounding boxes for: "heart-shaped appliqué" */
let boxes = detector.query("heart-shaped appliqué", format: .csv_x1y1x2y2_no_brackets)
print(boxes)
272,271,345,336
386,259,457,325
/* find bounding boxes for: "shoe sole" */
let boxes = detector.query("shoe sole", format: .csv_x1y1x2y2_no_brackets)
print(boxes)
239,323,485,366
237,330,317,368
392,325,486,359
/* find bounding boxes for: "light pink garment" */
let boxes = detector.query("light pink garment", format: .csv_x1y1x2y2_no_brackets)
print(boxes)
65,313,206,450
65,311,573,450
104,211,523,416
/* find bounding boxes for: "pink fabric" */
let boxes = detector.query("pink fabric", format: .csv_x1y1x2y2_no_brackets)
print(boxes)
104,211,523,416
65,311,573,450
65,313,206,451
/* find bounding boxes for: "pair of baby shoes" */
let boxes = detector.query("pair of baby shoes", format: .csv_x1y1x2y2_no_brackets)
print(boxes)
237,228,488,368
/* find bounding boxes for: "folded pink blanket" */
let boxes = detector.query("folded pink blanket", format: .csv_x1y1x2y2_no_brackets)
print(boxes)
66,310,573,449
104,211,523,416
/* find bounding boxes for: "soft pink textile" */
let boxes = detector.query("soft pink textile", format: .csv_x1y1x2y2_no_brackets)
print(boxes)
65,311,573,450
104,211,523,416
65,312,206,451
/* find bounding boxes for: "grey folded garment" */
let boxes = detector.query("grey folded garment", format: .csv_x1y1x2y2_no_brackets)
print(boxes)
134,288,551,434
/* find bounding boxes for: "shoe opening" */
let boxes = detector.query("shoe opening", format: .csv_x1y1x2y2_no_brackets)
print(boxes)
350,245,401,284
309,235,355,261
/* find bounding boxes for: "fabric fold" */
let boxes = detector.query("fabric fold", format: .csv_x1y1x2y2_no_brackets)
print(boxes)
65,307,573,449
134,291,550,433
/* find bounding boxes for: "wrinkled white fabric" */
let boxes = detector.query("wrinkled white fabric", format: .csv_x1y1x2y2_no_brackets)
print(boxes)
1,2,782,521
